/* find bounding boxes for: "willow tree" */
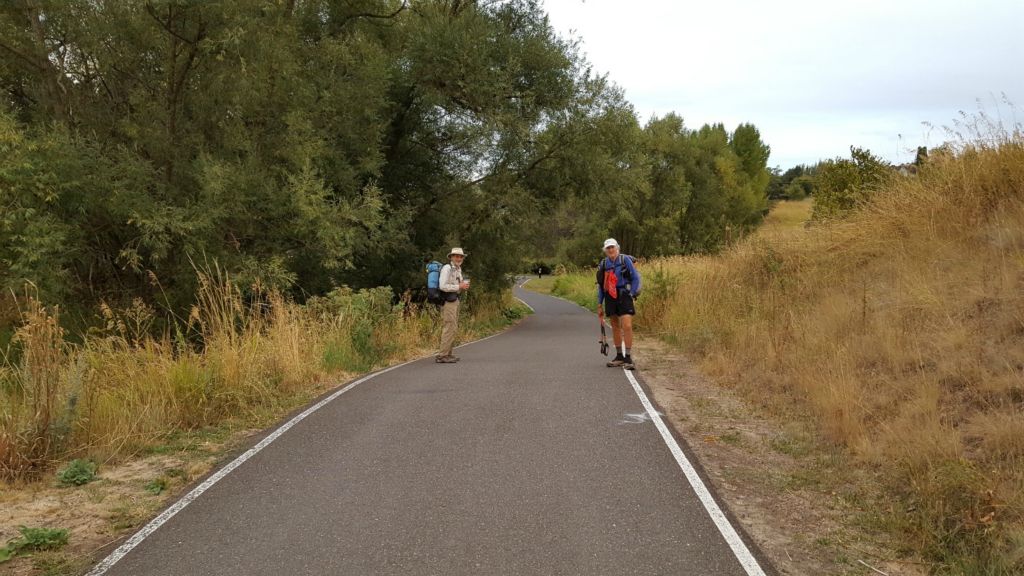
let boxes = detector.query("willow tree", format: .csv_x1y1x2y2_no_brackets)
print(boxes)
0,0,596,311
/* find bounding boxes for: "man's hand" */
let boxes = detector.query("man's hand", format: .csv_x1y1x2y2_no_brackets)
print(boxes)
597,306,604,318
459,281,470,290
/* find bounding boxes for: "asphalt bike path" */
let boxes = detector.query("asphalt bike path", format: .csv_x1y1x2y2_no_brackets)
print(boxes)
90,284,772,576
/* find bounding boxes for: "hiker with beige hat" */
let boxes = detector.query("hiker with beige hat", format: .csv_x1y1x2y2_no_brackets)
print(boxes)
437,247,470,363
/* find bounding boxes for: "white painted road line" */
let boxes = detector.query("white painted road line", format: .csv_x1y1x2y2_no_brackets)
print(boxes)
513,278,537,312
514,297,535,313
526,285,767,574
622,368,768,576
87,330,507,576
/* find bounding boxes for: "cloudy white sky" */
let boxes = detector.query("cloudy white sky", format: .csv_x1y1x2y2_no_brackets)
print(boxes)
542,0,1024,168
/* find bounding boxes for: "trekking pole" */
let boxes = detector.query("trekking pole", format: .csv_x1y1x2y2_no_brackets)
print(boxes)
599,312,609,356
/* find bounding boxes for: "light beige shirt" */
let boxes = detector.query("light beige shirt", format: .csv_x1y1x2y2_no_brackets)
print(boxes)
439,263,463,293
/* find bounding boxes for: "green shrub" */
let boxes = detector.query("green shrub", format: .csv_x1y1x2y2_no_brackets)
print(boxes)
502,304,529,321
144,477,168,495
56,459,97,487
813,147,889,219
783,174,815,200
308,286,398,372
17,527,69,551
0,526,69,563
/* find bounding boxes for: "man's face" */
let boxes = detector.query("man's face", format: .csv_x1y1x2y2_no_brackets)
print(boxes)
452,255,465,266
604,245,619,259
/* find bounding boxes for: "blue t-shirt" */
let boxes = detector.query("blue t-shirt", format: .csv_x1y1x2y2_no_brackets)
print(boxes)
596,255,641,304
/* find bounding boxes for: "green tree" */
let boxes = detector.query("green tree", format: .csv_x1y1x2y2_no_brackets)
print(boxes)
0,0,778,320
0,0,599,310
813,147,890,219
768,164,817,199
531,113,774,264
784,174,815,200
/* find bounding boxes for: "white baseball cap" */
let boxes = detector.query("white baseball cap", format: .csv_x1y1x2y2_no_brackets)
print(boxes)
602,238,619,250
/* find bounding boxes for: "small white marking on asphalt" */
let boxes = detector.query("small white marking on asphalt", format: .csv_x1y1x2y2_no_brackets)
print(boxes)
622,368,768,576
619,411,659,424
87,331,506,576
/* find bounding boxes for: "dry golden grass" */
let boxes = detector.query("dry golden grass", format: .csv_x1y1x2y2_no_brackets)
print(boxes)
553,142,1024,571
1,273,523,481
760,198,813,230
659,146,1023,572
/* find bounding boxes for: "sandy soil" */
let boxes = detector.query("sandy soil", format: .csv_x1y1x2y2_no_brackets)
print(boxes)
635,338,927,576
0,430,256,576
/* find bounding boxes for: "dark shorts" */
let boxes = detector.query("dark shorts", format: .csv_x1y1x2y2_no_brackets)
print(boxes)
603,291,635,317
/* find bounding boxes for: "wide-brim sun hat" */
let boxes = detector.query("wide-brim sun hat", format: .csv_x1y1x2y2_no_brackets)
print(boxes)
448,247,467,257
602,238,619,250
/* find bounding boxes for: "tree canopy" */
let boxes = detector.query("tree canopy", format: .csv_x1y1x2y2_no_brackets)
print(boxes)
1,0,773,317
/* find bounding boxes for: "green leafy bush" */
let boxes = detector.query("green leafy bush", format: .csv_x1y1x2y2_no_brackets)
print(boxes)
0,526,69,563
144,477,168,495
813,147,890,219
502,304,529,321
56,459,97,487
309,286,400,372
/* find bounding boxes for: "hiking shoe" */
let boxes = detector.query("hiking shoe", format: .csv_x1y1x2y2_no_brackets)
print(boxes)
623,356,636,370
606,354,625,367
435,355,457,364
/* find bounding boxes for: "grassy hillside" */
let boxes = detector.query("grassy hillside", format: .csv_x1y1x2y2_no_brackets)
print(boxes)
552,140,1024,573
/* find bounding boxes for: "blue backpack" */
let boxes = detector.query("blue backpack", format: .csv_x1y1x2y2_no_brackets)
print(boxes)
425,261,443,304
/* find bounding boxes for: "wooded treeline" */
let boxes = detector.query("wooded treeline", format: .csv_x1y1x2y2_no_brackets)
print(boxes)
1,0,771,319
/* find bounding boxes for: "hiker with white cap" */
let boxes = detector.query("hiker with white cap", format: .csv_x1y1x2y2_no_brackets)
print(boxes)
437,247,470,363
596,238,641,370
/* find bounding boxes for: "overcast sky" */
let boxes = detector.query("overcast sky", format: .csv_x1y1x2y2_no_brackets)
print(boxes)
542,0,1024,168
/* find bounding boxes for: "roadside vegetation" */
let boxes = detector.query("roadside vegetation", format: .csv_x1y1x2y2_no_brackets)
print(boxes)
1,276,525,573
0,526,69,563
1,272,526,482
550,133,1024,573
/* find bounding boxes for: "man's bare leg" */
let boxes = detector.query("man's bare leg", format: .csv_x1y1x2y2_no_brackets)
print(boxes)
620,315,633,350
606,316,625,367
620,315,635,368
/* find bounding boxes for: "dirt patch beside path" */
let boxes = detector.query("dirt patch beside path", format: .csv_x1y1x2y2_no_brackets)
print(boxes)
635,338,926,576
0,428,256,576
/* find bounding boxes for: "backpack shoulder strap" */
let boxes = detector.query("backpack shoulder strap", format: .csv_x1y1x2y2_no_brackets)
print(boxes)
619,254,633,281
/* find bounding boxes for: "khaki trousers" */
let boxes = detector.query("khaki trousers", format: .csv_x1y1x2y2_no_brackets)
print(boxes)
438,299,460,357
